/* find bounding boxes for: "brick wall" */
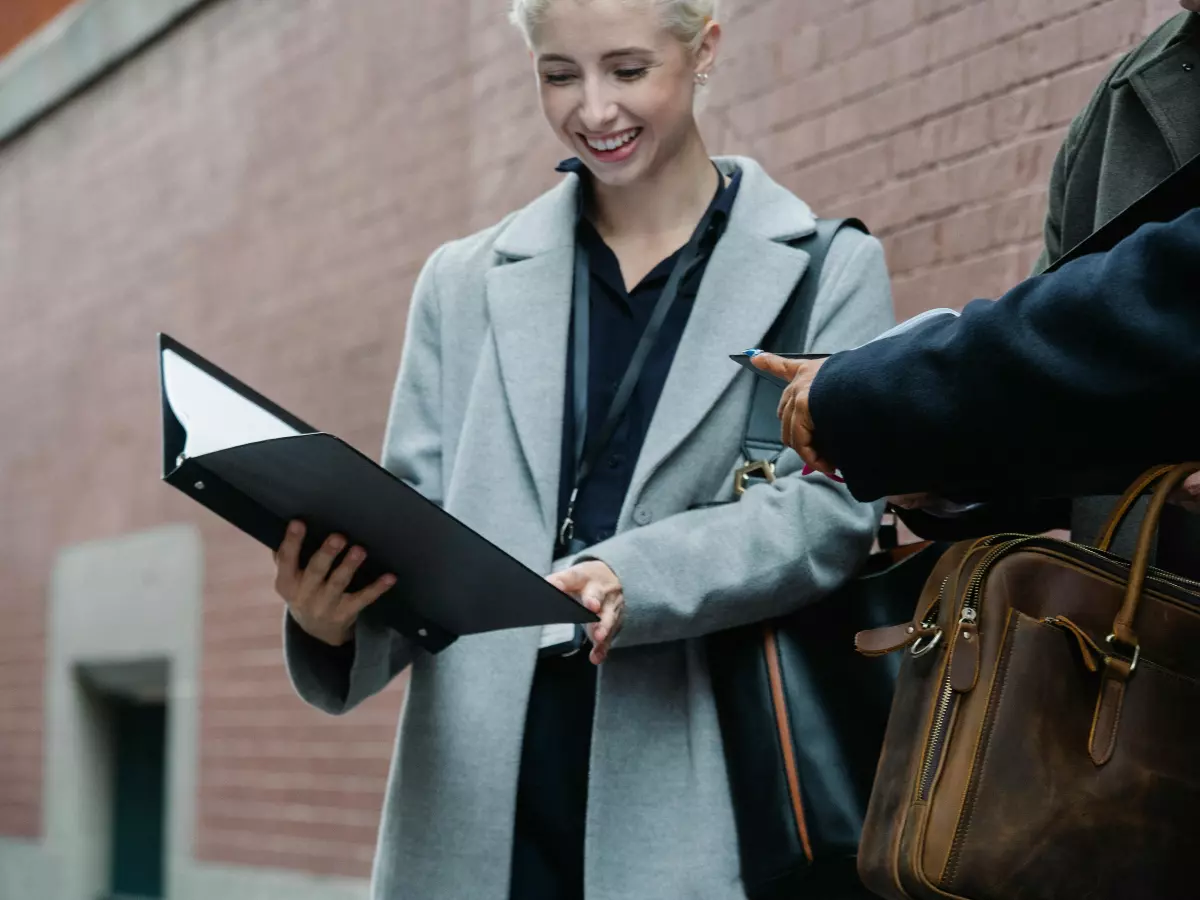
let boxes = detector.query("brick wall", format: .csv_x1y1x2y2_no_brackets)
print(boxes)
0,0,1180,881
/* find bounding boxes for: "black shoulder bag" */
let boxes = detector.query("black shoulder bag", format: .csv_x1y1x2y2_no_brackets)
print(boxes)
707,219,949,900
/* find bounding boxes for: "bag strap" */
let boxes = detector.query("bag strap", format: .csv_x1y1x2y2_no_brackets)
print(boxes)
1093,464,1177,551
740,217,867,467
1091,461,1200,766
1113,462,1200,646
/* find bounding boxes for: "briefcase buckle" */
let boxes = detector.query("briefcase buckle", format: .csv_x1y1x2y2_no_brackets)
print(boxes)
734,459,776,497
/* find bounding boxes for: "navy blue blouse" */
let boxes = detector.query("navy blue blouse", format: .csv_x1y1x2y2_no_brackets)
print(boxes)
553,158,742,552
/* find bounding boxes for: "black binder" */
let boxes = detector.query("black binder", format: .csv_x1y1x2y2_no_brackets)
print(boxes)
158,333,597,654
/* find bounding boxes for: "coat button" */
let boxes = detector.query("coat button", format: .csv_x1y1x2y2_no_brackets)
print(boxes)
1184,62,1195,72
633,507,653,526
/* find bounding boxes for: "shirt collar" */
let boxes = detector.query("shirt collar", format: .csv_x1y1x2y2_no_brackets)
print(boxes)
555,156,741,227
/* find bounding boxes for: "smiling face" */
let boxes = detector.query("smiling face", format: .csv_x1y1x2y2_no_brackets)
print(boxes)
530,0,718,187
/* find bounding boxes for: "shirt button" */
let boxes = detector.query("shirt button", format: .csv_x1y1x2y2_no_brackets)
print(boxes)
633,507,653,526
607,454,623,469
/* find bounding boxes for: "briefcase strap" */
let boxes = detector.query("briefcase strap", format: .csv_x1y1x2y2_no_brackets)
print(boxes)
737,218,866,479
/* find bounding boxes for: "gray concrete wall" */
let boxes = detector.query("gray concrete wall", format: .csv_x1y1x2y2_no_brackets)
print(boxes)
0,523,368,900
0,0,212,142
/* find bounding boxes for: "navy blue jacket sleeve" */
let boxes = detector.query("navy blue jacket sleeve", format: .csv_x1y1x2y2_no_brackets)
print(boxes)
809,208,1200,503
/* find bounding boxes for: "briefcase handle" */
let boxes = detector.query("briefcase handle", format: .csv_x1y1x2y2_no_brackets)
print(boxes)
1084,462,1200,766
1093,463,1177,552
1113,462,1200,648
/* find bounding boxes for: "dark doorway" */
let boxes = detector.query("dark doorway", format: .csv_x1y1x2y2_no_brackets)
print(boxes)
79,658,170,900
109,697,167,899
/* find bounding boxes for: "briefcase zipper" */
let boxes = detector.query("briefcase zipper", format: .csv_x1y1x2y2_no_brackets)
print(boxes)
918,678,955,800
1059,540,1200,590
943,613,1019,887
917,537,1031,801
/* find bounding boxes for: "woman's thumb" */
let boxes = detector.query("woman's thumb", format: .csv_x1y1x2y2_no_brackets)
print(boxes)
547,568,585,596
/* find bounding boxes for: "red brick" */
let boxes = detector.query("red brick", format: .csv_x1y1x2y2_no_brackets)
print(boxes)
1079,0,1148,60
867,0,921,44
820,9,869,66
778,25,822,81
891,246,1026,317
790,139,892,208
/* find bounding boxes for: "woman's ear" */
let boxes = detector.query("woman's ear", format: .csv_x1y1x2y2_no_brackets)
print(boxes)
694,20,721,79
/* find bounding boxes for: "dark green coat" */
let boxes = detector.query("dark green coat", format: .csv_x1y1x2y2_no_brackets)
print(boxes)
1036,12,1200,271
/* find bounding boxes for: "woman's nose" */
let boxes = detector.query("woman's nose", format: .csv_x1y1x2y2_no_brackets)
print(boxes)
578,77,618,132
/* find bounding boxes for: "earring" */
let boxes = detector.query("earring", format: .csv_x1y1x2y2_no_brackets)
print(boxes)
695,71,710,85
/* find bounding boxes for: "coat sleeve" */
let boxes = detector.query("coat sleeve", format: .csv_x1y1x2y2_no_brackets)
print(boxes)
1032,108,1081,275
283,244,450,714
809,208,1200,504
579,232,896,648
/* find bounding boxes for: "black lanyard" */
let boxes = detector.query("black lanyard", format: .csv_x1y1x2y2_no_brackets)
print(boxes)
557,165,726,553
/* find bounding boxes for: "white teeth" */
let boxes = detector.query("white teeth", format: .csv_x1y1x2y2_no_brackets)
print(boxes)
587,129,638,152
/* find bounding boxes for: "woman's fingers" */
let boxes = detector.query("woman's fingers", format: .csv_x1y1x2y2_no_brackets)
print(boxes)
344,573,397,619
582,581,609,634
592,602,621,645
274,520,306,597
547,562,624,664
325,545,368,598
298,533,348,599
780,389,797,452
777,377,798,420
587,591,624,665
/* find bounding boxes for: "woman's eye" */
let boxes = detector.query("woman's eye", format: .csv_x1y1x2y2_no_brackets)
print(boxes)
615,67,649,81
542,72,576,86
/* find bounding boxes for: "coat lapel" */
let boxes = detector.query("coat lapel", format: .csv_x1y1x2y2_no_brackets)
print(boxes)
623,229,810,504
484,252,573,533
485,178,579,533
624,158,818,507
1127,14,1200,166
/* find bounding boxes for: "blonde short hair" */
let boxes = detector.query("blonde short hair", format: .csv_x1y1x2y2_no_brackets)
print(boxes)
509,0,718,50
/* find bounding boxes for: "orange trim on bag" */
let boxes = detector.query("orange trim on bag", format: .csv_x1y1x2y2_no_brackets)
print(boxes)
764,626,813,862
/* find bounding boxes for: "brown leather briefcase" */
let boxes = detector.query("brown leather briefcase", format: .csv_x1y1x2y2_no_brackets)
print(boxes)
853,463,1200,900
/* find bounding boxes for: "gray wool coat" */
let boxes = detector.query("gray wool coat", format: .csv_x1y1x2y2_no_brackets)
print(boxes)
284,156,895,899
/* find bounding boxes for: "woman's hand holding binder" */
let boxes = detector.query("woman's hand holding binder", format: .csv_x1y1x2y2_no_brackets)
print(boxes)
547,561,625,665
273,519,397,647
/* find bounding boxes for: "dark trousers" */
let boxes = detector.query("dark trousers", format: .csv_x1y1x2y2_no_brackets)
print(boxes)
509,649,597,900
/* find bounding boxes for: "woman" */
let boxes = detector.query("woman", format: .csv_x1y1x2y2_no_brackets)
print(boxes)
275,1,895,897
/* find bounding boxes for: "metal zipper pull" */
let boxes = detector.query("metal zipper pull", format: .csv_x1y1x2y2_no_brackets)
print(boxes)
950,606,981,693
857,575,948,657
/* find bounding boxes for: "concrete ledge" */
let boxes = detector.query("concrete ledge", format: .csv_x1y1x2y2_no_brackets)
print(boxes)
0,838,370,900
175,862,369,900
0,0,214,143
0,839,59,900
